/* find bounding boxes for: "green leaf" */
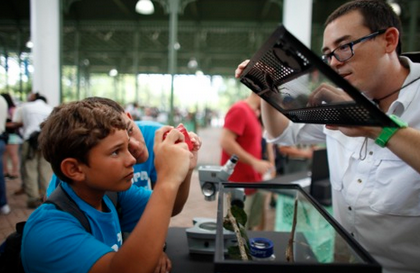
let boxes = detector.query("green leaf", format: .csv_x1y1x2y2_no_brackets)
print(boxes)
230,205,247,226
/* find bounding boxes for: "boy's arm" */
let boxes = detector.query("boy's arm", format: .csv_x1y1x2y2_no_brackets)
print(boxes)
90,126,192,273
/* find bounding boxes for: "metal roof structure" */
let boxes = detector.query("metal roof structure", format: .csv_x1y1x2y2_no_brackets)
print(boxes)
0,0,418,76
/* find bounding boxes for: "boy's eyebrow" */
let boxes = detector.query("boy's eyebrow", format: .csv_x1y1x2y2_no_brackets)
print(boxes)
108,137,127,152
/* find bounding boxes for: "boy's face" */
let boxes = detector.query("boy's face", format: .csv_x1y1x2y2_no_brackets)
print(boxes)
83,129,136,192
123,113,149,164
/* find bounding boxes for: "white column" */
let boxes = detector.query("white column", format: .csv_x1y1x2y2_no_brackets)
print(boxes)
30,0,61,106
283,0,313,48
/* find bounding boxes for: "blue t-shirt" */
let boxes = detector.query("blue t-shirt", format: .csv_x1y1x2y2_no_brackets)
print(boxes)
21,182,152,273
132,120,162,189
45,120,162,196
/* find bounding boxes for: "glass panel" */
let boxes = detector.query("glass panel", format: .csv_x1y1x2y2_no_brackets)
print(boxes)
215,183,381,273
272,188,362,263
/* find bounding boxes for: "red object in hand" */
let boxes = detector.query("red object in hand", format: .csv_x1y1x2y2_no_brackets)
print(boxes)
163,124,193,151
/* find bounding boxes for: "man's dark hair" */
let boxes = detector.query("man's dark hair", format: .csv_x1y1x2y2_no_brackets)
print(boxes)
36,95,47,103
325,0,402,55
31,92,48,103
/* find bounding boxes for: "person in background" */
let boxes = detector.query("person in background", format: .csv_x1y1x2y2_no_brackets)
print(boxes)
236,1,420,272
260,124,276,227
0,95,10,215
220,92,273,231
21,100,200,272
10,92,53,208
1,93,23,181
124,102,142,121
277,145,314,174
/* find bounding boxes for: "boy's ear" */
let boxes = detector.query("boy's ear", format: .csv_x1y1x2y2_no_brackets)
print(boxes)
61,158,85,182
126,112,133,120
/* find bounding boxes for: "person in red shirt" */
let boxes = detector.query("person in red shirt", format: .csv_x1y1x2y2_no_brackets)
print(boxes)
220,92,273,230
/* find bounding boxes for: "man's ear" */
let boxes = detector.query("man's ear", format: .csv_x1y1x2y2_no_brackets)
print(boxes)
384,27,399,54
61,158,85,182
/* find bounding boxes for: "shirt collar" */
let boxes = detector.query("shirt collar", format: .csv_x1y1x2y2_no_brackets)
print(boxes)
388,57,420,116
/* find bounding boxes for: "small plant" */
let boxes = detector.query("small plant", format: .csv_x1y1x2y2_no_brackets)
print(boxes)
223,194,252,260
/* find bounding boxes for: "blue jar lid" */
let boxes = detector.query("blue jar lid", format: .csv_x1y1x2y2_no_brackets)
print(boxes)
249,237,274,258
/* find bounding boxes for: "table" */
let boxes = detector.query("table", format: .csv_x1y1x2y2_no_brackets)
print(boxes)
165,227,215,273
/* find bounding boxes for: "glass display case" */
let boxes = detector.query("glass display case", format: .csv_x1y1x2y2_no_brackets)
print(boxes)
214,182,381,273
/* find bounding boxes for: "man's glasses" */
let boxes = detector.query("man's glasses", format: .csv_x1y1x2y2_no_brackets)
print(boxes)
321,29,387,64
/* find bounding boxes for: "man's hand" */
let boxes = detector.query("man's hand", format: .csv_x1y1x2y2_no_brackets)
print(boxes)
252,159,274,176
308,83,352,106
235,60,250,78
325,124,381,139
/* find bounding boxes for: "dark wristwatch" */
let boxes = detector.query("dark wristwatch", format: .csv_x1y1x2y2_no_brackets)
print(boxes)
375,114,408,148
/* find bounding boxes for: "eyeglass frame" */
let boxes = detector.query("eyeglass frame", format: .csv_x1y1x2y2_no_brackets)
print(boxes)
321,29,387,64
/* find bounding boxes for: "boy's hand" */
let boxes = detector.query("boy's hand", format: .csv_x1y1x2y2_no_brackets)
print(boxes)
162,124,193,151
187,129,202,170
162,123,202,170
154,252,171,273
154,126,192,187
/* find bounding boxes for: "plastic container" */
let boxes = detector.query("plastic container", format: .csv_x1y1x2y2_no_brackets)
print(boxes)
249,237,275,261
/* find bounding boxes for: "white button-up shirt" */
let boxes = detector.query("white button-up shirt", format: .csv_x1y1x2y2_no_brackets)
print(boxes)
266,57,420,273
12,99,53,140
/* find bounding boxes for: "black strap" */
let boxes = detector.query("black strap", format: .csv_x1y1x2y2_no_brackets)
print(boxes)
45,183,119,234
45,184,92,233
106,191,118,208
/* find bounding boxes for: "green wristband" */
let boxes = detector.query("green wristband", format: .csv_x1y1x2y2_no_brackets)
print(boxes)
375,115,408,148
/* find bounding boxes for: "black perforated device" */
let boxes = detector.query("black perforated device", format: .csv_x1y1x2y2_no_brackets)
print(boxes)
240,24,398,127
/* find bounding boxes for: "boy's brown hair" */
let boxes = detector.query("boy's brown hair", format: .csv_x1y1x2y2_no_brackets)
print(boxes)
83,96,125,114
39,100,127,183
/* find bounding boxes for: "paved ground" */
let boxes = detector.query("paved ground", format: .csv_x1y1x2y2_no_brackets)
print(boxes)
1,125,275,242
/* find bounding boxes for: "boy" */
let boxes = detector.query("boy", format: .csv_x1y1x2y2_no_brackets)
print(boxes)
21,100,196,272
46,97,199,216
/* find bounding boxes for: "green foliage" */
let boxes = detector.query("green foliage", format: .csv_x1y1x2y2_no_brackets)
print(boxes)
231,205,248,226
223,205,253,260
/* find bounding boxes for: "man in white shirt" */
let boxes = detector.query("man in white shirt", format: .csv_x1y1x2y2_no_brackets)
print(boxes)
236,1,420,273
12,93,53,208
0,95,10,214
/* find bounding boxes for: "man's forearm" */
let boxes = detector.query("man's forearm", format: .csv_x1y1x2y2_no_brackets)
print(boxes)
261,100,289,138
386,127,420,174
222,138,257,166
7,121,23,129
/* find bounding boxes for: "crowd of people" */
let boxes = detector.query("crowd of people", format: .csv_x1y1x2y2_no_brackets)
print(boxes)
0,92,54,214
